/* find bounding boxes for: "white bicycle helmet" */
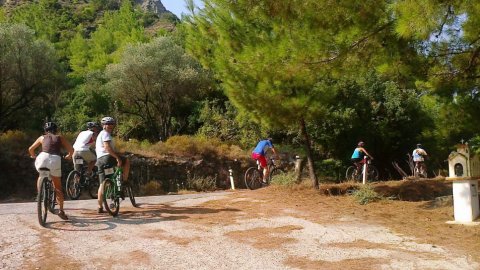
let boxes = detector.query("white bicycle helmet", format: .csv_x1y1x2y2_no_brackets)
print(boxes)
101,116,116,125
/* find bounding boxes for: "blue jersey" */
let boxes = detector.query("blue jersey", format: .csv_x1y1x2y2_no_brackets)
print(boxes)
351,148,364,159
252,140,274,156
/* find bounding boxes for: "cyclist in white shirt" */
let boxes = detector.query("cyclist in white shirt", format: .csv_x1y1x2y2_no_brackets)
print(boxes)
72,122,100,175
95,116,130,213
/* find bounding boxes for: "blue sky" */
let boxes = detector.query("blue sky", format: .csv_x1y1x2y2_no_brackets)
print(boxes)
162,0,204,18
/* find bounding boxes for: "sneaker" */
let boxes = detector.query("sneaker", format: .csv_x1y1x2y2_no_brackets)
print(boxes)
97,207,105,213
57,210,68,220
261,180,268,186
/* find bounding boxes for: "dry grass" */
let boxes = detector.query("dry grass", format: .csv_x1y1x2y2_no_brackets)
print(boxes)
116,135,248,160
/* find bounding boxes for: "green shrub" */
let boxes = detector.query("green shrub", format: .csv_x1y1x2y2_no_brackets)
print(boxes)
351,184,382,205
187,175,217,192
140,180,164,196
270,171,297,186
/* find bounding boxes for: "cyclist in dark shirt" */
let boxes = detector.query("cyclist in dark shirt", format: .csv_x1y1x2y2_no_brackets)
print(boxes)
28,122,74,220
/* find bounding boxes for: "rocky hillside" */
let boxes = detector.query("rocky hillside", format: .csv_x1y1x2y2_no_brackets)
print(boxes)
1,0,171,15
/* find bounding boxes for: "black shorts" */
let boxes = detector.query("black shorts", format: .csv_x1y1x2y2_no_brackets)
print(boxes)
351,158,362,163
96,155,126,169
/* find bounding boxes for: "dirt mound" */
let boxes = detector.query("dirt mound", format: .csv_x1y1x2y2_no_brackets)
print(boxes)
320,179,452,202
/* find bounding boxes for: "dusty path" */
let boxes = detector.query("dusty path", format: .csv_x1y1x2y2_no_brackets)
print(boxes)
0,189,478,270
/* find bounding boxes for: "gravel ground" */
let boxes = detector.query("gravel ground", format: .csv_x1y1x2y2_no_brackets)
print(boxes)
0,191,478,270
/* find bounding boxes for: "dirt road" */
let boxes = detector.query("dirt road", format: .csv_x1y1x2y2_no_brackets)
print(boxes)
1,189,478,270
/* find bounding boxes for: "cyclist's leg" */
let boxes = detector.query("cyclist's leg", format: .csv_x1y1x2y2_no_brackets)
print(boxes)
49,155,64,210
257,155,268,182
96,155,114,211
121,156,130,182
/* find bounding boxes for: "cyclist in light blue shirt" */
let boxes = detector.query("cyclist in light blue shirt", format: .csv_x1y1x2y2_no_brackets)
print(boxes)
351,141,373,172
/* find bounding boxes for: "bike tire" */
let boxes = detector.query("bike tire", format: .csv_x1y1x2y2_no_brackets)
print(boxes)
244,167,262,190
124,182,137,207
66,170,82,200
88,176,100,199
48,183,56,214
37,178,48,227
368,165,379,181
345,166,359,182
269,167,285,183
102,179,120,216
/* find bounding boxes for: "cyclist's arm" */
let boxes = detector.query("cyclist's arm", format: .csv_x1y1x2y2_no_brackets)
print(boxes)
60,136,74,159
361,147,373,159
103,141,122,166
28,136,43,158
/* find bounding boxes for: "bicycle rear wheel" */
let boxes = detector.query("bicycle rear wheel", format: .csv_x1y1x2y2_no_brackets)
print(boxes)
102,179,120,216
345,166,360,182
48,184,56,214
66,170,82,200
88,176,100,199
37,178,48,227
244,167,262,190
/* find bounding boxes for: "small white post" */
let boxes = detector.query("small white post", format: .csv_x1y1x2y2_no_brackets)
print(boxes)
229,169,235,190
362,156,368,185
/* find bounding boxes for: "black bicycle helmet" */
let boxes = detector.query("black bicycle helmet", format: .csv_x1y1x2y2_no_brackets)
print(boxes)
44,122,58,133
86,121,99,130
101,116,116,125
417,143,422,148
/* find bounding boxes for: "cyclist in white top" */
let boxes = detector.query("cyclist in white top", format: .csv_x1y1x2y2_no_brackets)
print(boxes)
72,122,100,175
95,117,130,213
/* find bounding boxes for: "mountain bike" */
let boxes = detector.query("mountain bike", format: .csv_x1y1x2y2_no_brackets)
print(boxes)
101,165,137,216
414,161,427,178
37,168,56,227
65,157,99,200
345,157,379,182
244,157,284,190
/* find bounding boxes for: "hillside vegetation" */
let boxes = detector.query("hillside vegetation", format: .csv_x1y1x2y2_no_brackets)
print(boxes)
1,1,480,188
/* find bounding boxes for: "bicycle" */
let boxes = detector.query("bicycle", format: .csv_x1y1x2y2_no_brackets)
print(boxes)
244,157,284,190
345,157,379,182
65,157,100,200
414,161,427,178
37,168,56,227
101,165,137,216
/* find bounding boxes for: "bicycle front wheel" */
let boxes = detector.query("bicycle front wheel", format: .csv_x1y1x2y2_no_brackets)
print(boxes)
66,170,82,200
269,167,285,183
124,182,137,207
244,167,262,190
368,165,379,181
102,179,120,216
37,178,48,227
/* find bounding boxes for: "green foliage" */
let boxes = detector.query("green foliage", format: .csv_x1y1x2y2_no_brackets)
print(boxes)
315,74,431,162
270,171,297,186
351,185,382,205
71,0,148,77
196,99,265,147
0,130,31,157
0,23,64,131
54,71,111,131
140,181,164,196
105,36,210,140
186,174,217,192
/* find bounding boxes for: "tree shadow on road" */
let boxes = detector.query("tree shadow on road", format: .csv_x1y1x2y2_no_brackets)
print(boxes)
45,203,240,231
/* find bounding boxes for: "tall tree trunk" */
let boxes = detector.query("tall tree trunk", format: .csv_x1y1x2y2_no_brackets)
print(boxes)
300,117,319,189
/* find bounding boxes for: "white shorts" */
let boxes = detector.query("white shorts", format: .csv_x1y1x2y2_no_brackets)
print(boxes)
73,150,96,163
35,152,62,177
